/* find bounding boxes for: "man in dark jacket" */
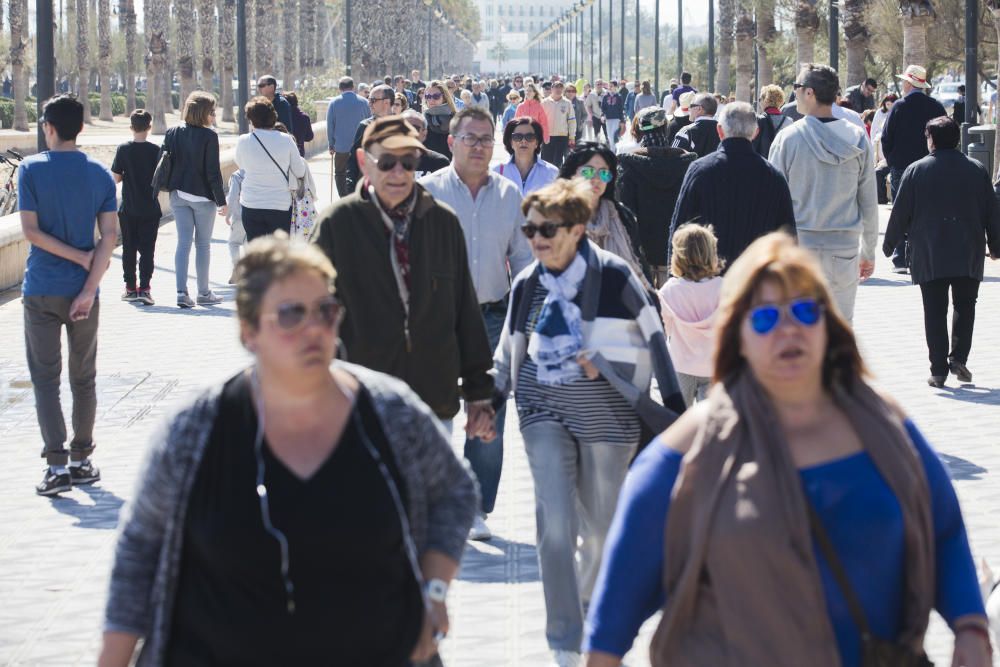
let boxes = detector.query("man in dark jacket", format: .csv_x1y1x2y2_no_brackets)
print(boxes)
669,101,796,269
618,106,697,287
312,116,496,435
256,75,294,135
844,77,877,113
880,64,946,271
671,93,721,157
883,116,1000,388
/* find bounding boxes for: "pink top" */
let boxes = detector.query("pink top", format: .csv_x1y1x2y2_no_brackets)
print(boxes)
515,99,550,143
657,276,723,378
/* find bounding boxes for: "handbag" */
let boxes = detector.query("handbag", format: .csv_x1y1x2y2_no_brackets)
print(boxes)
252,132,305,198
290,186,319,240
805,500,934,667
151,128,174,192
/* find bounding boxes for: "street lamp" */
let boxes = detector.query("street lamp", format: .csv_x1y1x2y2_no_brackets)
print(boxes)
423,0,433,79
36,0,55,151
345,0,352,76
237,0,249,133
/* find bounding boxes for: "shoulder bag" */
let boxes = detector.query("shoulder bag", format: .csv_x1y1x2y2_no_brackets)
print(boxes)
151,127,174,192
806,499,934,667
253,132,305,199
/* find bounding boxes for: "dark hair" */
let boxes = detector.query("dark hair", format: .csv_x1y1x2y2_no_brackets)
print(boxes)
245,96,277,129
861,109,876,126
641,80,652,95
257,75,277,88
958,85,966,94
449,106,495,135
284,91,299,108
925,116,959,150
41,94,84,141
502,117,543,156
879,93,898,111
338,76,355,91
681,72,692,84
864,77,878,88
129,108,152,132
558,141,619,203
798,64,839,106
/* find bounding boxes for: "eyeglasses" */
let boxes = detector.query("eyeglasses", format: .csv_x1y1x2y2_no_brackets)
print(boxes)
511,132,537,143
257,82,274,89
689,103,702,109
366,152,420,172
263,296,343,331
578,165,613,183
520,220,574,239
748,298,823,335
424,92,443,101
793,83,806,90
455,134,495,148
374,95,394,103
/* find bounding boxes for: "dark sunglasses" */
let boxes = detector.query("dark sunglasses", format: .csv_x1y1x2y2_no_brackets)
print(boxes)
366,152,420,172
424,92,443,101
257,82,274,89
748,298,822,335
793,83,806,90
578,165,613,183
266,297,343,331
521,220,574,239
512,132,537,143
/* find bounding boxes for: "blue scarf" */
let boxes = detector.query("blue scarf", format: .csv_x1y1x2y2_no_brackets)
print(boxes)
528,249,588,385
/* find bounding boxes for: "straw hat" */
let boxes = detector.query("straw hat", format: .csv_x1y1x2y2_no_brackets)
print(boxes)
896,65,931,89
674,91,697,118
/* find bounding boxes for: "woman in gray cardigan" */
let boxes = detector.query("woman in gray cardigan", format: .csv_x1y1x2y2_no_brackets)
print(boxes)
100,233,478,667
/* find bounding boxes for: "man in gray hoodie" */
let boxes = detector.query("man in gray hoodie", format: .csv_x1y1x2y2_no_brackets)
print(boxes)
769,64,878,324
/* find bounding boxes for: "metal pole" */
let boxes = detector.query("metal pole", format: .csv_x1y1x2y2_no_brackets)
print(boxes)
620,0,625,83
753,7,759,110
964,0,979,158
635,0,640,81
677,0,683,78
608,0,614,79
37,0,55,152
708,0,715,92
236,0,249,134
590,4,595,82
427,7,432,77
599,0,603,80
654,0,660,97
829,0,838,70
345,0,352,76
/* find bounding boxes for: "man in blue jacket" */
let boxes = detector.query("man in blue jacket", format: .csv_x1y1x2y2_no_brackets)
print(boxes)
327,76,372,197
880,64,946,272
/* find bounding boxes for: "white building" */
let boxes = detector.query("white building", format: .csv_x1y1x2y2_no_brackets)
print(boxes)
474,0,578,73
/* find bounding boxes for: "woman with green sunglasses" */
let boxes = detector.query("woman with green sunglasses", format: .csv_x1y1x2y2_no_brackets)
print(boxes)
559,142,652,290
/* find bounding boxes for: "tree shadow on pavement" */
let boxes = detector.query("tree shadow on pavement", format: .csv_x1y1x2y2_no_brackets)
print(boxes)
48,484,126,530
937,453,989,481
936,384,1000,406
861,277,911,287
125,303,236,318
458,536,540,583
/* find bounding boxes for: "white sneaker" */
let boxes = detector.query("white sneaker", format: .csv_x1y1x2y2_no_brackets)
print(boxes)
552,650,582,667
468,514,492,541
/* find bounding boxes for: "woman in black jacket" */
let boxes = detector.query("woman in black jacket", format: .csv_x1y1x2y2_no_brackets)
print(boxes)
884,117,1000,388
616,107,697,287
164,91,227,308
422,81,456,158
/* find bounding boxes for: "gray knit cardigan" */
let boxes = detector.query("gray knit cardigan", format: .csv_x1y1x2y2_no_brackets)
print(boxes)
104,362,479,666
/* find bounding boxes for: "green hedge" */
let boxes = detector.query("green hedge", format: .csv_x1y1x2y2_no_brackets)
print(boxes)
0,98,37,128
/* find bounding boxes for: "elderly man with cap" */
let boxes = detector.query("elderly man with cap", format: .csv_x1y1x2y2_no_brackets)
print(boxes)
667,91,696,142
880,64,947,273
671,93,721,157
256,75,294,135
312,115,497,440
344,83,397,195
617,106,697,287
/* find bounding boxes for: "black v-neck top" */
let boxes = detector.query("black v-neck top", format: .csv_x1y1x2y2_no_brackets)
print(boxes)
166,372,424,666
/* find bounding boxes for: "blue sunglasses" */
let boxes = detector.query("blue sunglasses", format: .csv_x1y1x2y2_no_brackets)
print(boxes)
749,298,823,335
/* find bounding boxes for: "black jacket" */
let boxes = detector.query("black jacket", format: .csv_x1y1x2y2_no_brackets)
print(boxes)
666,116,691,142
752,112,792,158
617,146,697,266
883,149,1000,284
415,149,451,179
669,138,796,268
344,117,376,194
671,119,720,157
845,85,875,113
162,124,226,206
881,91,947,170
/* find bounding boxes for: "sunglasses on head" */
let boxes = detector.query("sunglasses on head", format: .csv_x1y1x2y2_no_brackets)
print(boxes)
424,92,443,101
512,131,537,143
578,165,613,183
366,152,420,172
266,297,343,331
521,220,574,239
748,298,822,335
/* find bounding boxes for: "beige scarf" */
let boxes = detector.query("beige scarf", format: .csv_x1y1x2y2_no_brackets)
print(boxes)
651,370,935,666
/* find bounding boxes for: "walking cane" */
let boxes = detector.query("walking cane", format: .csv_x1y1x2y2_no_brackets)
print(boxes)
329,153,335,201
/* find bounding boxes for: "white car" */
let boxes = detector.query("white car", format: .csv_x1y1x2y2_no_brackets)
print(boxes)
931,81,962,110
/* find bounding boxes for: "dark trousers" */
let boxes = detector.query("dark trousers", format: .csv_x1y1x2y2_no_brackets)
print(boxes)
542,136,570,167
919,277,980,377
242,205,292,241
120,213,160,289
334,151,351,198
592,118,606,142
889,166,908,267
875,164,891,205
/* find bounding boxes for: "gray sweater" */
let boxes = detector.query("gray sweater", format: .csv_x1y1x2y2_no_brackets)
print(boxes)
104,362,479,665
768,115,879,261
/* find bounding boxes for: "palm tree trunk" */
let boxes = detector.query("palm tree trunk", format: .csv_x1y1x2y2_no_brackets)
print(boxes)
177,0,196,103
124,0,137,112
899,0,934,67
77,0,92,122
282,0,297,89
795,0,819,72
146,0,169,132
198,0,217,93
254,0,274,75
992,8,1000,179
98,0,113,120
734,5,754,102
843,0,870,87
300,0,316,73
220,0,236,121
755,0,776,89
716,0,736,93
10,0,28,131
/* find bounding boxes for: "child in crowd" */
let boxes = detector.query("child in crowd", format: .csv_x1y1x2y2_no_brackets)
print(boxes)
501,91,521,128
111,109,162,305
658,224,724,406
225,169,246,284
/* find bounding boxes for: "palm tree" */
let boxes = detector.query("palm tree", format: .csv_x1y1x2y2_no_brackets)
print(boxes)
177,0,197,103
843,0,870,87
254,0,274,75
987,0,1000,177
9,0,28,131
734,2,755,102
899,0,934,67
755,0,777,88
282,0,297,90
795,0,819,72
146,0,169,132
98,0,113,120
199,0,217,93
122,0,138,112
77,0,92,122
220,0,236,122
716,0,736,93
299,0,316,73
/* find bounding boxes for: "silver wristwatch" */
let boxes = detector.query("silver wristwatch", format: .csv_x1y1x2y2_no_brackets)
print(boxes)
425,578,449,603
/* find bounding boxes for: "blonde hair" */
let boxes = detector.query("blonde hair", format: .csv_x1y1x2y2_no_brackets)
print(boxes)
183,91,217,127
521,178,593,228
759,84,785,109
507,91,522,102
428,80,458,112
671,224,723,281
234,231,337,329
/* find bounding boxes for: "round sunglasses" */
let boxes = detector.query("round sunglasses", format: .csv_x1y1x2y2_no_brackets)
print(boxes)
578,165,613,183
263,297,343,331
511,132,537,143
748,298,822,335
521,220,574,239
365,152,419,172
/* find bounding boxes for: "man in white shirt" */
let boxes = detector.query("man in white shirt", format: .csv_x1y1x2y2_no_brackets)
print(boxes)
541,81,577,167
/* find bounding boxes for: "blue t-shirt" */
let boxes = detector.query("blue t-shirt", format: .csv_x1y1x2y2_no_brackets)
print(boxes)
19,151,117,297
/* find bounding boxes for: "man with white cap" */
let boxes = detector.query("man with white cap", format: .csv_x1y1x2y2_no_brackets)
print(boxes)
880,64,946,273
667,91,695,142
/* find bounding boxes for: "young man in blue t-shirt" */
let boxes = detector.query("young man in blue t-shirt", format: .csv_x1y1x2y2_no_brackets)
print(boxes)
19,94,118,496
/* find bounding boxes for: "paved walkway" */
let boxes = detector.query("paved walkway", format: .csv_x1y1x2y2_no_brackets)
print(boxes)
1,149,999,666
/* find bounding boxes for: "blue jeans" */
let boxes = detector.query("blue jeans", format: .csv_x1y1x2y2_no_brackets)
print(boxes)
464,299,507,515
171,192,218,295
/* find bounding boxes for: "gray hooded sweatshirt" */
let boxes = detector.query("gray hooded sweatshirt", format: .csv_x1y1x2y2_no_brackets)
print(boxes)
768,115,879,261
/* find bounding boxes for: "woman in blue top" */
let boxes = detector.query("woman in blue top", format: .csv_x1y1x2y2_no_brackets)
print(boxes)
583,233,992,667
493,118,559,196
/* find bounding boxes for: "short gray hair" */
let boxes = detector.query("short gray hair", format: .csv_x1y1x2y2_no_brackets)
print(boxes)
718,101,758,140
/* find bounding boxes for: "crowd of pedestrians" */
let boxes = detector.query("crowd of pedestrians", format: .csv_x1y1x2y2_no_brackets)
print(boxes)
13,59,1000,667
